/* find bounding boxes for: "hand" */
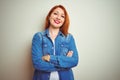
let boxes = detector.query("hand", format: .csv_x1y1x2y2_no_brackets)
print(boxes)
67,51,73,57
42,55,50,62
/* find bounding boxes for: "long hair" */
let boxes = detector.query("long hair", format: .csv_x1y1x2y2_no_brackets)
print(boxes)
44,5,70,36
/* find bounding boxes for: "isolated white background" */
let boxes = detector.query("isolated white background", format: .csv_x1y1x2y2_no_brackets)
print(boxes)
0,0,120,80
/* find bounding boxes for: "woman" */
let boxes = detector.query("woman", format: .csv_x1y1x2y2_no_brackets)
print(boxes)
32,5,79,80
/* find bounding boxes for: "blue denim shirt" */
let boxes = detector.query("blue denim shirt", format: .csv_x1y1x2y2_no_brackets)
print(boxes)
32,29,79,80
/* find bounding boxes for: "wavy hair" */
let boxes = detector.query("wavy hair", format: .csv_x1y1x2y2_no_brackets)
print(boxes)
44,5,70,36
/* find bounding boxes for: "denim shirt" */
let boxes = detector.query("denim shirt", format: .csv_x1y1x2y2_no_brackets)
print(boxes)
32,29,79,80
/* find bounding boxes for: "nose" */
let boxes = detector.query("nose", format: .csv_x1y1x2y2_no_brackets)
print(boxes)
56,15,61,20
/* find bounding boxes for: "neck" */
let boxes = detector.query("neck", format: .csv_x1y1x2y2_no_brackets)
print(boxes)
49,27,59,36
48,27,60,41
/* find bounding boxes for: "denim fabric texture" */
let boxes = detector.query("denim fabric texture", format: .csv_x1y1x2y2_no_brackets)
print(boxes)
32,29,79,80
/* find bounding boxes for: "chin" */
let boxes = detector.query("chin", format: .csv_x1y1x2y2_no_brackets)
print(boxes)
53,24,62,28
53,26,61,29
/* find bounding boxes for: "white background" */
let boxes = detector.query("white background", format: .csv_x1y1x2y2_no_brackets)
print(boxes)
0,0,120,80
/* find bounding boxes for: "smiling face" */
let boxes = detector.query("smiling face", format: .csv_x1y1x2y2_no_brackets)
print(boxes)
49,7,65,29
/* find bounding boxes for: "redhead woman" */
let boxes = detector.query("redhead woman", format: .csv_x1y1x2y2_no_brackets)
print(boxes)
32,5,79,80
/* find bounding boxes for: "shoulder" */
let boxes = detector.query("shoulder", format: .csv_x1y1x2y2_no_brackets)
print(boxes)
33,32,41,38
33,31,45,37
32,31,45,41
66,33,74,39
64,33,74,42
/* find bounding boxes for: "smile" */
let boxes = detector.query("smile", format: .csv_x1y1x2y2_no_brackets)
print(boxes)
54,20,61,24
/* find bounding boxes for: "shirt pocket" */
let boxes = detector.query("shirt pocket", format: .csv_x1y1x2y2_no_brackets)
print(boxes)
60,43,69,56
42,43,49,55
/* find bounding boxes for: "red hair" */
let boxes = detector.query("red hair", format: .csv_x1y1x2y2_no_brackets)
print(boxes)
44,5,70,36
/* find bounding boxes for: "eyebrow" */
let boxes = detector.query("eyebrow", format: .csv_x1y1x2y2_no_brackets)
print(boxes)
54,11,65,16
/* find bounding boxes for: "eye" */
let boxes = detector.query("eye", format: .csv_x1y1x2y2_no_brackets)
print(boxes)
53,12,57,15
61,15,65,18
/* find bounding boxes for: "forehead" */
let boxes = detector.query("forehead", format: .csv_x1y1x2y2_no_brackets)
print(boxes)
53,7,65,14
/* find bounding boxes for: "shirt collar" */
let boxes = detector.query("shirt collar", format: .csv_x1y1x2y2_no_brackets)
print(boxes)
44,28,65,37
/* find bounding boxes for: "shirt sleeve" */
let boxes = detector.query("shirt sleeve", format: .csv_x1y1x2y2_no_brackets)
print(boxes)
32,32,59,72
50,34,79,68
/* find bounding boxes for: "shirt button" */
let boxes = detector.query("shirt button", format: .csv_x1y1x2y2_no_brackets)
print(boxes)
44,44,47,47
61,44,64,47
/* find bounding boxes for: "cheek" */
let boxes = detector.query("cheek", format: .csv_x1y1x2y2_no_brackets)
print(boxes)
61,19,65,23
49,17,54,23
50,14,56,19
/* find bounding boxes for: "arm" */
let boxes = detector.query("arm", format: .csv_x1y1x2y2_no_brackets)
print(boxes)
32,32,58,72
44,34,79,68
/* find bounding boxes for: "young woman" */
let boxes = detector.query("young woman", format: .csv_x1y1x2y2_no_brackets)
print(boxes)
32,5,79,80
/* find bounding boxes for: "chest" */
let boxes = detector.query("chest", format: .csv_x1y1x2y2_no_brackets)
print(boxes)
42,36,70,56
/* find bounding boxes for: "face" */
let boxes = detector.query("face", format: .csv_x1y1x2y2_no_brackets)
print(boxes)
49,7,65,29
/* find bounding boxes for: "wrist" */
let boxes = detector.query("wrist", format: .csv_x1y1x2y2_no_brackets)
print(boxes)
46,55,50,62
42,55,50,62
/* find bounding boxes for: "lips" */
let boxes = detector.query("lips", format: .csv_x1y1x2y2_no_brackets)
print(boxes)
54,20,61,24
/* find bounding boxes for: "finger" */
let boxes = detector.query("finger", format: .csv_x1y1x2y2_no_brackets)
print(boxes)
67,53,72,57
